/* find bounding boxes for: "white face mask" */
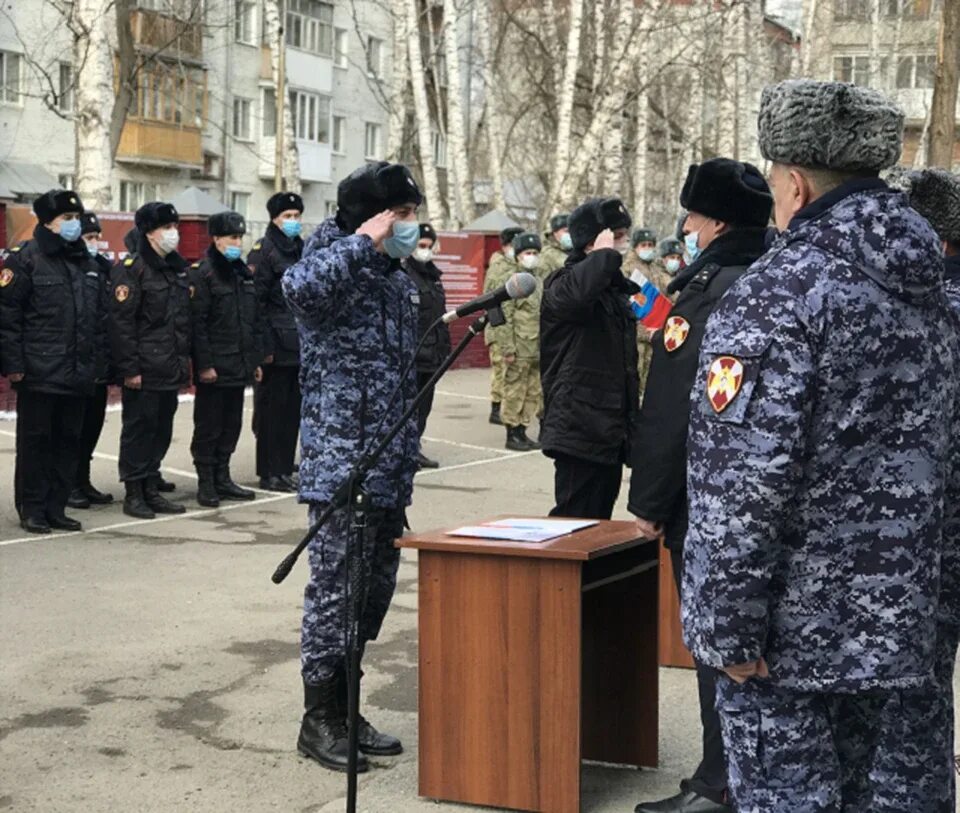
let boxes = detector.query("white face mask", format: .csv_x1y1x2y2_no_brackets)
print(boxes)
665,258,682,274
157,228,180,255
637,248,656,262
413,247,434,263
614,240,629,254
520,253,540,270
504,247,515,260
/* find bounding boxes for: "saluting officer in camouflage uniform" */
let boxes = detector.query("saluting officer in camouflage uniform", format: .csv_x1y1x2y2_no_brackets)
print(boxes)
188,210,263,508
497,232,543,452
539,213,571,278
109,202,191,519
681,80,960,813
484,226,522,425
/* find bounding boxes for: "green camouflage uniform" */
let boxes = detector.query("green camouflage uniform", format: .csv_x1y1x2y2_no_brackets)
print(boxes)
621,253,676,398
484,251,515,404
538,237,568,280
494,274,542,428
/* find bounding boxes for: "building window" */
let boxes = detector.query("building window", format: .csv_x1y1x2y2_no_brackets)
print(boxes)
896,54,938,89
364,122,382,159
432,129,446,168
366,36,383,77
262,87,277,137
832,55,889,87
58,174,75,190
235,0,256,44
133,60,206,127
233,96,253,139
884,0,932,18
0,51,23,105
119,181,159,212
230,191,250,218
332,115,346,154
289,89,331,143
325,200,338,217
834,0,868,20
286,0,333,57
58,63,74,112
334,27,349,68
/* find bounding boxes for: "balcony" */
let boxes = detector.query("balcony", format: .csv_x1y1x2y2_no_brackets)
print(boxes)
130,9,203,61
116,119,203,168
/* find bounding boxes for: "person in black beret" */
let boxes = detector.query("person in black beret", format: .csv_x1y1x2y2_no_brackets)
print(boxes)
628,158,773,813
66,211,116,510
187,210,263,507
0,189,107,533
484,225,523,425
282,161,422,772
249,191,305,492
108,200,190,519
539,196,639,520
402,222,451,468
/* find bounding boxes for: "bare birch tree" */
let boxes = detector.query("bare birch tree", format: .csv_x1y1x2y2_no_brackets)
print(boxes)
443,0,476,226
386,0,410,161
477,0,506,210
547,0,584,218
264,0,301,192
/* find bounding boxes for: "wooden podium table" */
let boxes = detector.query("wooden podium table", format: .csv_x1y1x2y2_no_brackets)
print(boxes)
397,519,660,813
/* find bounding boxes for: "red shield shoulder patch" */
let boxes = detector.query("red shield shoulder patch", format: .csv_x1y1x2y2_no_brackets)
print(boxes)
115,284,130,303
0,268,13,288
706,356,744,413
663,316,690,352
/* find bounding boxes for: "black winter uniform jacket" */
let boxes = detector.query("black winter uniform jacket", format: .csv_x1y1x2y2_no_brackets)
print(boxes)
109,235,192,391
189,245,264,387
247,223,303,366
627,227,769,550
0,224,107,396
402,257,452,372
539,248,640,466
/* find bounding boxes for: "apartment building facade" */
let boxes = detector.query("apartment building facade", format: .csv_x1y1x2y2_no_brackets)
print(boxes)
0,0,395,239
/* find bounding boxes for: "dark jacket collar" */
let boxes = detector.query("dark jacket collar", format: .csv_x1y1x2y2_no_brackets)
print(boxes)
669,227,769,294
945,253,960,283
404,257,441,280
137,232,186,274
266,221,304,257
206,244,247,278
789,177,888,233
33,222,87,261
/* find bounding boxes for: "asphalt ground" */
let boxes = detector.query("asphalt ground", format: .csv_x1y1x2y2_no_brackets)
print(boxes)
1,368,958,812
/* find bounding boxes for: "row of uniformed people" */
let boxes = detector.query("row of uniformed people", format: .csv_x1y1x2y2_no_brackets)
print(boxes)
0,190,307,533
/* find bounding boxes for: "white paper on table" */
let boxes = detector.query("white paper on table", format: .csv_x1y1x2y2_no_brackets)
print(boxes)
445,518,598,544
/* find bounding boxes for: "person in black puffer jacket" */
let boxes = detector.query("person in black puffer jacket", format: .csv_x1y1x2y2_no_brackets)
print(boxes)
188,210,264,507
109,201,192,519
402,223,451,469
539,196,639,520
0,189,108,534
249,192,305,492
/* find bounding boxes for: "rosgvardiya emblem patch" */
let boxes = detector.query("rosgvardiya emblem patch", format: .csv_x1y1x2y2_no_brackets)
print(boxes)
706,356,744,413
115,284,130,303
0,268,13,288
663,316,690,352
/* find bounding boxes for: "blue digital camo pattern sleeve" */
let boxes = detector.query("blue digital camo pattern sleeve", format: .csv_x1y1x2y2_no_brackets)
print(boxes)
682,186,960,693
281,217,419,509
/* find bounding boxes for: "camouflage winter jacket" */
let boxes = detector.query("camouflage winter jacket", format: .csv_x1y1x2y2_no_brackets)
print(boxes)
682,182,960,692
282,217,420,509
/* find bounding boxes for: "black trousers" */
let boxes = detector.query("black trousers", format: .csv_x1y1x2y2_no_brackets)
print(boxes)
119,388,178,482
191,384,244,467
254,365,301,477
416,370,437,438
548,453,622,520
15,389,85,520
671,547,729,804
75,383,108,486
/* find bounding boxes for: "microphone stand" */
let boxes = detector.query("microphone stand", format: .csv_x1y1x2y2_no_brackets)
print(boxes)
272,312,492,813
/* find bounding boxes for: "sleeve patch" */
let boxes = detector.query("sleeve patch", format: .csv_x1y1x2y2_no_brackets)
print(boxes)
0,268,13,287
706,356,744,413
115,284,130,303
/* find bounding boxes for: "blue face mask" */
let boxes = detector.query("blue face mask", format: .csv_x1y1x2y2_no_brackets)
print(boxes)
59,218,82,242
281,219,302,238
684,232,701,262
86,243,99,257
223,245,243,262
559,232,573,251
382,219,420,259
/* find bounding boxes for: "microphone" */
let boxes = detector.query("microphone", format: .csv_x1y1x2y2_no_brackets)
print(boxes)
442,272,537,324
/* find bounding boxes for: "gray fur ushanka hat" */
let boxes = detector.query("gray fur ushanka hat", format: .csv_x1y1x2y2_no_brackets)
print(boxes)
888,168,960,244
758,79,905,172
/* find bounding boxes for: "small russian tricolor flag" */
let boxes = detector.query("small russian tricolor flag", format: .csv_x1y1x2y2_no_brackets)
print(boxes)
629,273,672,330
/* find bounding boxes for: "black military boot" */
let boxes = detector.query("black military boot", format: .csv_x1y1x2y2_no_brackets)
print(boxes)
489,401,502,425
144,477,186,514
67,487,92,509
298,678,369,773
123,480,155,520
215,462,255,501
518,426,541,450
79,481,114,504
417,451,439,469
336,667,403,756
505,426,532,452
156,476,176,493
195,465,220,508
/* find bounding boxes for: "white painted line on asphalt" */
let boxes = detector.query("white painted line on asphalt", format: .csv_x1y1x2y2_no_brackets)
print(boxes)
0,492,296,547
415,449,540,477
420,435,514,455
434,389,489,402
